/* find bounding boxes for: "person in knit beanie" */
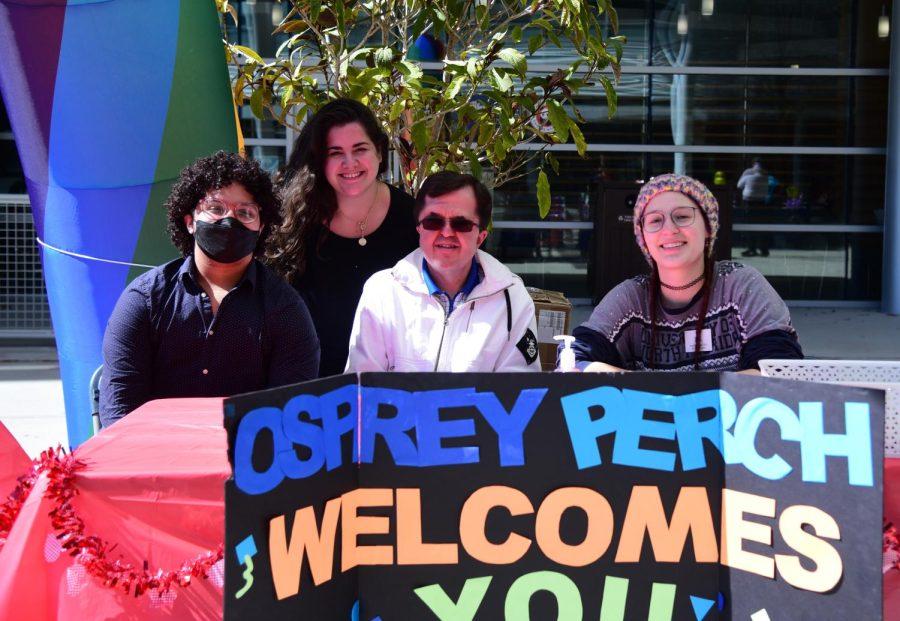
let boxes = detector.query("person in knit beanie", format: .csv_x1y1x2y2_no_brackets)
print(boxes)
561,173,802,373
632,173,720,265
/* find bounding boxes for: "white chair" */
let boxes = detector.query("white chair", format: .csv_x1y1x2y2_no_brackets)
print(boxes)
759,359,900,457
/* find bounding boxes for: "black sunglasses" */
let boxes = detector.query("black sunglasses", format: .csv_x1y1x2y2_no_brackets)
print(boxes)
417,215,480,233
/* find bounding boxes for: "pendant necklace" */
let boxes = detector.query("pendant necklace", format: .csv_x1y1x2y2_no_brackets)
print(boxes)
356,183,381,247
659,273,704,290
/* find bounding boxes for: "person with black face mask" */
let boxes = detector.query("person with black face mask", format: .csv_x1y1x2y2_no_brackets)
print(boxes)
99,152,320,427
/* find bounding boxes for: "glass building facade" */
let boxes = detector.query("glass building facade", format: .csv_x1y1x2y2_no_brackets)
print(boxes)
0,0,894,337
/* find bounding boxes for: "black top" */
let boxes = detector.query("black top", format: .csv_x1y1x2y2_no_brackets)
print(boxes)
293,184,418,377
100,255,320,427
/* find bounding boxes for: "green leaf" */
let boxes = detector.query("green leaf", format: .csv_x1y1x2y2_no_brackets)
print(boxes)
249,88,265,119
234,45,264,64
466,58,478,80
411,121,429,155
477,120,493,146
445,75,466,100
491,68,513,93
389,98,406,122
309,0,321,22
546,152,560,175
601,0,620,33
599,75,618,118
568,118,586,156
545,99,569,143
511,25,523,43
528,33,544,55
475,4,488,29
374,46,393,66
546,29,562,47
537,170,551,219
467,151,483,179
498,48,526,75
280,84,294,109
398,60,424,81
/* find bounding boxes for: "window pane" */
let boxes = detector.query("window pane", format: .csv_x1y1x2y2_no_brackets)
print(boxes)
646,75,886,148
483,230,594,299
650,0,889,69
653,0,749,67
493,153,647,223
733,232,881,300
232,1,289,59
647,153,885,225
575,75,647,144
238,106,287,140
746,0,850,67
245,145,285,174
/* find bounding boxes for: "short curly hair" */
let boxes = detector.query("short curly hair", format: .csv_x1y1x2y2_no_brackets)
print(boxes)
165,151,280,257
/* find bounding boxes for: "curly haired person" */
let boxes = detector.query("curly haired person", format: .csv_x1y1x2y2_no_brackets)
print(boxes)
99,152,319,427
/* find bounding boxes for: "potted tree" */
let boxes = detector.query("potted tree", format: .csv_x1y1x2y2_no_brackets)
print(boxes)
222,0,623,216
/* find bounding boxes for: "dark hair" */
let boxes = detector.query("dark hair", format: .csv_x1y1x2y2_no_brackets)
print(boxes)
267,98,390,280
646,203,714,371
165,151,279,257
415,172,492,226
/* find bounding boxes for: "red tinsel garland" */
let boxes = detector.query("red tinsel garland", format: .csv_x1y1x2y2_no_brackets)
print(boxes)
886,519,900,573
0,446,223,597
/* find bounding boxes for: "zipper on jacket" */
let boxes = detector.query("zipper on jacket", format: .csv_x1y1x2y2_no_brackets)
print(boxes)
432,284,511,371
433,315,449,371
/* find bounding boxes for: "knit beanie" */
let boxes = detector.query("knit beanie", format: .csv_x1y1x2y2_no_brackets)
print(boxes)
633,173,719,265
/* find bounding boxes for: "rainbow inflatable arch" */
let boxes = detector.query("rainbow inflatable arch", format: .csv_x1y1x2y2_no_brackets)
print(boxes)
0,0,240,446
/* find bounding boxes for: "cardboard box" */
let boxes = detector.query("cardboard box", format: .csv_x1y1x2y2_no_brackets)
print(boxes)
526,287,572,372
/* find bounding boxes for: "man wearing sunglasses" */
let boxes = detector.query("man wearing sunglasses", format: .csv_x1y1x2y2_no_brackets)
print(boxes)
99,152,320,427
346,171,541,372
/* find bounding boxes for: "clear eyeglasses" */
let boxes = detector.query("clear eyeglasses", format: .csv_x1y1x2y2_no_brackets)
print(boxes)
196,198,260,225
641,206,699,233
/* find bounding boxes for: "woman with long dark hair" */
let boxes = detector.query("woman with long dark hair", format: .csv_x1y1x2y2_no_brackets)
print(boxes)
568,173,803,372
268,98,417,376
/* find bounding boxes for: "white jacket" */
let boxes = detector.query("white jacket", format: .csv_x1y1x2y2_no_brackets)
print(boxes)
346,249,541,372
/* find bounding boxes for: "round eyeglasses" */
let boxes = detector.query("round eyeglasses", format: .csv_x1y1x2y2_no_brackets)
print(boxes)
640,206,699,233
196,198,260,225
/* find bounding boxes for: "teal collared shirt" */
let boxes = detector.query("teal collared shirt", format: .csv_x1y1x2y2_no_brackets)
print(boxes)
422,258,482,315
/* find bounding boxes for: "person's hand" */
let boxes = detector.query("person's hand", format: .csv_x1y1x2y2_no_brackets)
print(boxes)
582,361,627,373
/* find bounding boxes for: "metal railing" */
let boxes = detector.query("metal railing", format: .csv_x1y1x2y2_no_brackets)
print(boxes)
0,194,52,338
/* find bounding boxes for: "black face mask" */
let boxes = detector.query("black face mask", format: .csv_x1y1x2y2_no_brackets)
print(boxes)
193,218,260,264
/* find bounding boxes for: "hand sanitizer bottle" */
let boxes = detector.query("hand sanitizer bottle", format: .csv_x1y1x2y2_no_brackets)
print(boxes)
554,335,576,372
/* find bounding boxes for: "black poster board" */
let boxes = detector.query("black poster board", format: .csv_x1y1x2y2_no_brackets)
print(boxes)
224,372,883,620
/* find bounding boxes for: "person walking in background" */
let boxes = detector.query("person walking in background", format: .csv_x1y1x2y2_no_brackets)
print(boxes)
100,152,319,427
564,173,802,373
737,158,770,257
346,172,541,373
267,98,418,377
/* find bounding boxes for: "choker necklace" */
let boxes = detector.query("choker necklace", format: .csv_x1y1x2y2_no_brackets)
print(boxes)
356,183,381,247
659,273,704,290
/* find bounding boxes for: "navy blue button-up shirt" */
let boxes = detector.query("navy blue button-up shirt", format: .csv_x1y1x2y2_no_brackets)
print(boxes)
99,255,319,427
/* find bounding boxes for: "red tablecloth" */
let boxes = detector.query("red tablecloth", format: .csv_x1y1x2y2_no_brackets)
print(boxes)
1,399,899,619
0,399,226,621
885,459,900,619
0,419,30,500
